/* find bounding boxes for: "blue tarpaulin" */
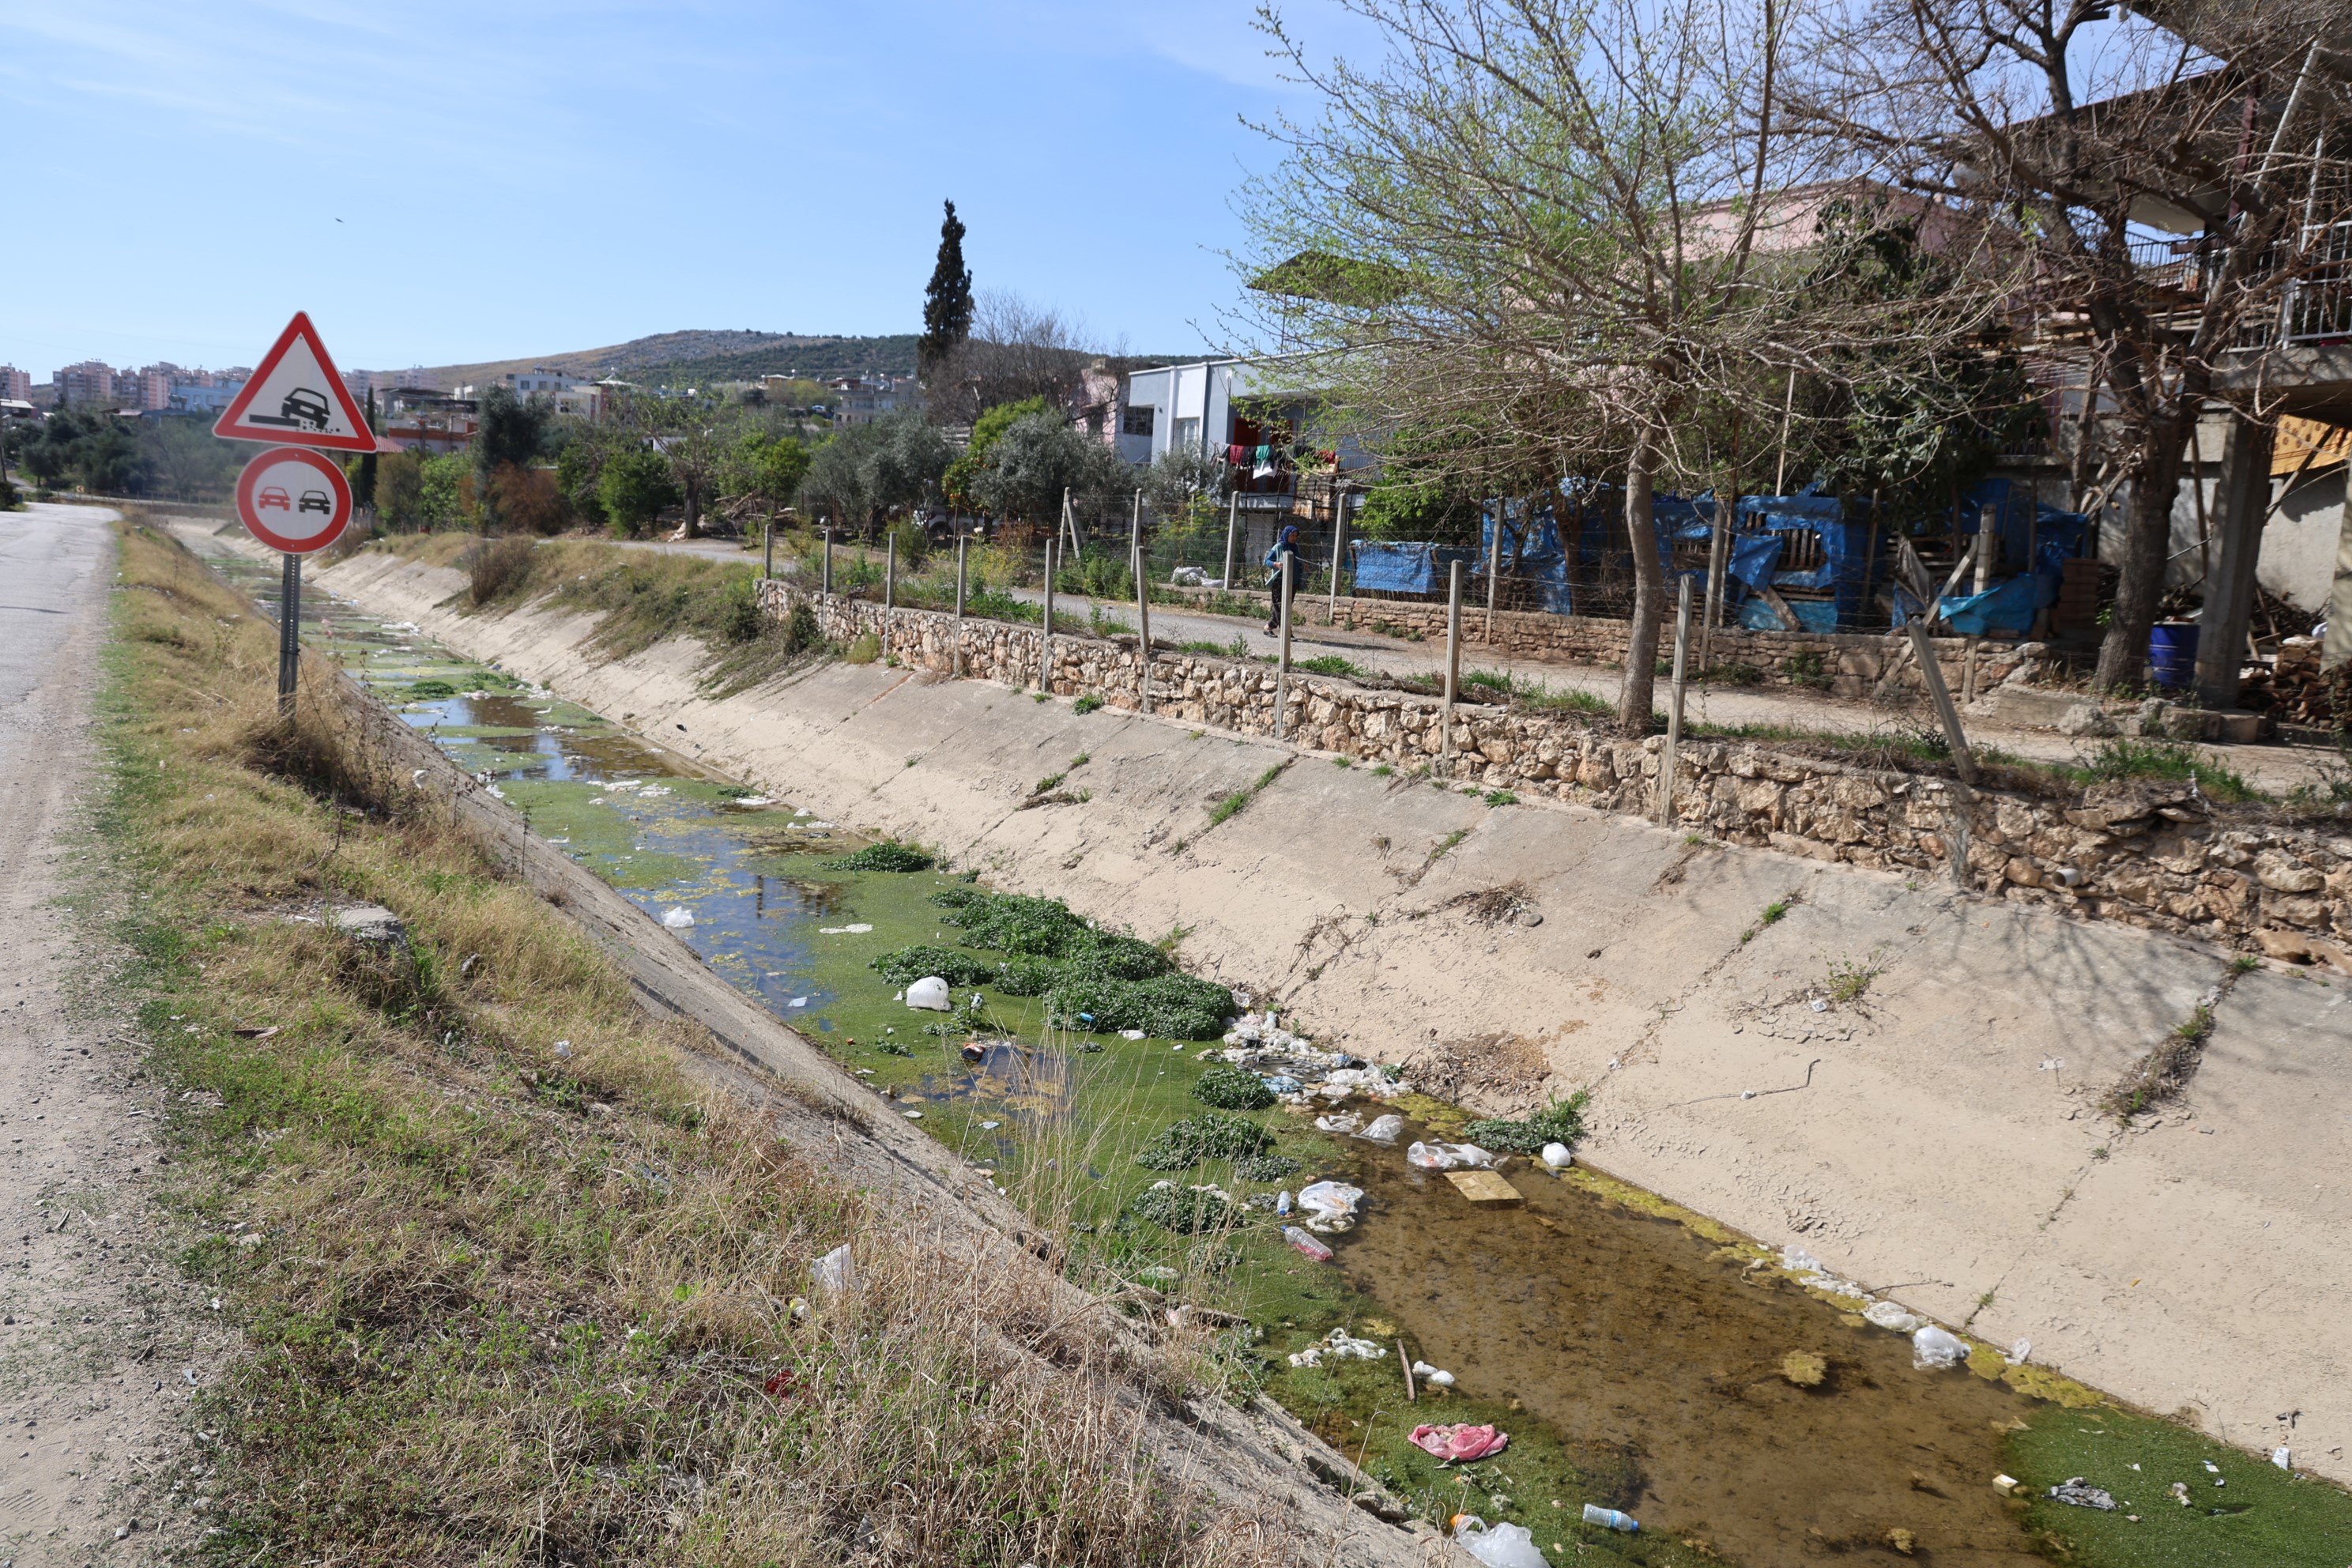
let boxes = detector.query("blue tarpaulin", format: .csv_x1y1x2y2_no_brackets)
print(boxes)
1935,574,2041,637
1479,500,1574,614
1348,540,1476,594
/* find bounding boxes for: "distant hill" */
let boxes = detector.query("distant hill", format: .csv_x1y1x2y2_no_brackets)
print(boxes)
373,329,920,390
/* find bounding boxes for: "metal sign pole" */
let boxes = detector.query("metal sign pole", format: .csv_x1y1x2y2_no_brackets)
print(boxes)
277,552,302,716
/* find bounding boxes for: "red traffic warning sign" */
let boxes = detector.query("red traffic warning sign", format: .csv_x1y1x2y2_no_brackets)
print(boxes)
236,447,353,554
213,311,378,452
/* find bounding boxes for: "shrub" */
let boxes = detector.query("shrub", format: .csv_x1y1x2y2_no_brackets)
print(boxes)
466,535,536,606
1133,1112,1271,1170
1462,1091,1590,1155
845,631,881,664
405,680,458,701
1129,1184,1243,1234
1073,695,1105,714
827,841,935,873
1192,1065,1276,1111
1234,1152,1303,1182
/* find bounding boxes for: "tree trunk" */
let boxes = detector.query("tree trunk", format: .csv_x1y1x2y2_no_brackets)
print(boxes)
1619,426,1664,727
683,478,703,540
2093,415,2188,692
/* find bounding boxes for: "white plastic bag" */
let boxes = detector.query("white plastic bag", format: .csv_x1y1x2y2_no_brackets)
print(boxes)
1359,1114,1404,1144
905,976,951,1011
1453,1517,1548,1568
1407,1141,1496,1171
1911,1325,1969,1370
1296,1181,1364,1233
661,906,695,929
1863,1300,1922,1333
1540,1141,1574,1169
811,1244,858,1302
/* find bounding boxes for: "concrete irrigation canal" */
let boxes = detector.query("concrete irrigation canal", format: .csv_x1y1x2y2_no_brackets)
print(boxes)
182,523,2352,1568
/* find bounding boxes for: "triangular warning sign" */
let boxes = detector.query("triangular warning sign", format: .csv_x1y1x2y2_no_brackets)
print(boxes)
213,311,377,452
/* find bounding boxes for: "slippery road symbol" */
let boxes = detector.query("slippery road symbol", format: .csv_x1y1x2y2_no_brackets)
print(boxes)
247,386,333,432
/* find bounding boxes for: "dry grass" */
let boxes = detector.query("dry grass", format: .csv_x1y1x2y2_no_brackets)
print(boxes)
97,519,1285,1567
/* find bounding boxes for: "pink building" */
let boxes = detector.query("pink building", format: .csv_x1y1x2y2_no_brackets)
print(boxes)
0,367,30,402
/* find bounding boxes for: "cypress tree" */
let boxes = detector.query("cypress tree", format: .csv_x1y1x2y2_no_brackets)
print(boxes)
917,200,974,378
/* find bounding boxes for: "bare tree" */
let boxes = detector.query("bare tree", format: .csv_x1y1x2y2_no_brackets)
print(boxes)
1238,0,2007,724
1786,0,2350,689
925,290,1107,428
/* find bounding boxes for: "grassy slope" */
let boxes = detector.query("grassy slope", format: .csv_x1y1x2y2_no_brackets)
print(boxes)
95,518,1275,1567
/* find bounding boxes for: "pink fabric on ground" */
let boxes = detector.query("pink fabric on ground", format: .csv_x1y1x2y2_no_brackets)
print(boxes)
1408,1423,1510,1463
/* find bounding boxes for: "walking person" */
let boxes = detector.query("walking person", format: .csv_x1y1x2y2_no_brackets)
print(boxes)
1264,522,1302,635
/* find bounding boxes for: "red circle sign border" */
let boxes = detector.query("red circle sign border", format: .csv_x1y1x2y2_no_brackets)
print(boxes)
236,447,352,554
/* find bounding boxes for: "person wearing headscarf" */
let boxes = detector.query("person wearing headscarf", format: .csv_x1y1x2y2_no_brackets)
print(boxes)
1264,522,1302,635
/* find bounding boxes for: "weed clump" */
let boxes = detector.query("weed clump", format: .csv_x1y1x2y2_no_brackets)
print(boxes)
1192,1065,1278,1111
1134,1112,1272,1170
876,886,1236,1037
1463,1091,1591,1155
825,840,934,873
1129,1184,1245,1234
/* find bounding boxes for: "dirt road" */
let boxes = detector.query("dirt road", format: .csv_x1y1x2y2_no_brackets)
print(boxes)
0,503,215,1563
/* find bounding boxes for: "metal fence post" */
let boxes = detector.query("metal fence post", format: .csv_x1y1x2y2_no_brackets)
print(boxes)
953,534,967,680
1040,539,1056,695
1327,507,1348,627
822,528,832,597
763,514,775,580
884,532,896,658
1441,559,1463,767
1659,575,1693,824
1135,538,1154,714
1220,491,1240,595
1274,553,1294,741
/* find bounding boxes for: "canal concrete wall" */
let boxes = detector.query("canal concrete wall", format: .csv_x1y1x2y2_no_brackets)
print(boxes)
315,541,2352,1487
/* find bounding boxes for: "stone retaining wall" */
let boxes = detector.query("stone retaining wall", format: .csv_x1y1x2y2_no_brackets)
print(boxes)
1156,585,2038,698
766,582,2352,960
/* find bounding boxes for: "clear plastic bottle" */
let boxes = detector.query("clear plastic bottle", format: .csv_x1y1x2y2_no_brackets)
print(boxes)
1581,1505,1640,1533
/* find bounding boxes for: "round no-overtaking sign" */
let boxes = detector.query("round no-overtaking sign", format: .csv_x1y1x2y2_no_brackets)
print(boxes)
236,447,352,555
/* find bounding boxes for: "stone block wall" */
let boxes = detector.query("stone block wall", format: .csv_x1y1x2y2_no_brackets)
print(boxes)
763,582,2352,958
1154,585,2037,699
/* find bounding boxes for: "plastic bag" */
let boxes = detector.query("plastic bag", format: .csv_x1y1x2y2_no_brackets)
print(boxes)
1540,1141,1573,1169
1298,1185,1373,1231
905,976,951,1011
811,1244,857,1302
1315,1112,1363,1135
1359,1114,1404,1145
1863,1300,1922,1333
1911,1325,1969,1370
661,906,695,929
1407,1141,1495,1171
1452,1517,1548,1568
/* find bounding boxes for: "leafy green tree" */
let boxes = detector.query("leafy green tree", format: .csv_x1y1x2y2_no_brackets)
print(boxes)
24,409,139,493
941,395,1051,511
419,454,474,529
472,385,552,533
917,199,974,378
967,409,1129,525
598,447,681,537
797,412,948,534
378,449,425,529
756,435,812,506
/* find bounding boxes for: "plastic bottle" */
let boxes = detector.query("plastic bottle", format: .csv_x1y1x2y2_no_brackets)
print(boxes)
1276,1189,1294,1216
1582,1505,1640,1533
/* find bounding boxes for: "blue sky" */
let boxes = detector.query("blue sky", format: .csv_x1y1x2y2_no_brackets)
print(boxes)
2,2,1350,377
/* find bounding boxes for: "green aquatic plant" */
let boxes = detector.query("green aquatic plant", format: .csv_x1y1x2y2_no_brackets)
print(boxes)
1133,1111,1272,1170
1191,1065,1277,1111
1128,1184,1243,1234
1462,1091,1590,1155
824,841,935,873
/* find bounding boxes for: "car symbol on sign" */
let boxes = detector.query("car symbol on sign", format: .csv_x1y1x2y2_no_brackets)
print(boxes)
250,386,334,432
298,490,332,515
258,487,292,511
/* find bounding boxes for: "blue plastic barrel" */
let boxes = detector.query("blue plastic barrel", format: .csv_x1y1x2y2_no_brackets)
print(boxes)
2149,622,2199,689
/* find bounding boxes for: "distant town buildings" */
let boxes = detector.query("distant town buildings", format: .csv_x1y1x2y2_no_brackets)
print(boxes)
0,367,30,403
826,375,915,429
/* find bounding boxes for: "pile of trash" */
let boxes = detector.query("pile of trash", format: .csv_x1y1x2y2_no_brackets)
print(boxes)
1199,1012,1415,1106
1286,1325,1388,1367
